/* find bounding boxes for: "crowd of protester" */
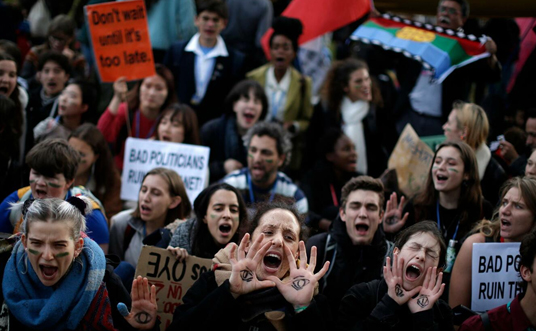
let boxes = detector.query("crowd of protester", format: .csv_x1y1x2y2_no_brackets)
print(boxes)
0,0,536,329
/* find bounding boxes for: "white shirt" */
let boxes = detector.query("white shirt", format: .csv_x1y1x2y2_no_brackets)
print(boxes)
185,33,229,103
264,66,291,122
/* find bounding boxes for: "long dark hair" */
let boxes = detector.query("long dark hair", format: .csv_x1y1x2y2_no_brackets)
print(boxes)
68,123,119,202
154,103,201,145
191,183,248,258
414,141,483,236
0,53,22,138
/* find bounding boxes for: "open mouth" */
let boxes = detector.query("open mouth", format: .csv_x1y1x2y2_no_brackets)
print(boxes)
501,219,511,227
40,265,58,279
0,86,8,94
161,135,171,142
219,224,232,234
405,265,422,281
436,174,448,182
439,16,451,25
264,253,282,269
243,112,255,121
355,223,369,235
140,205,151,214
35,189,48,198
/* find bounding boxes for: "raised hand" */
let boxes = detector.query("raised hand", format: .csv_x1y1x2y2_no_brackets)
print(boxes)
408,267,445,313
382,192,409,234
267,242,330,311
384,253,421,306
167,245,189,261
228,233,276,298
119,276,157,330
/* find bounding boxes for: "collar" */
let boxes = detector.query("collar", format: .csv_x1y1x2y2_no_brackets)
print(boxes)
184,33,228,58
266,66,291,92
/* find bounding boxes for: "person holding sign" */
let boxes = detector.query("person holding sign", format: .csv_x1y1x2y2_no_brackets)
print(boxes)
110,167,192,270
97,64,177,170
166,198,332,330
0,197,158,331
459,229,536,331
166,182,248,261
449,176,536,310
382,141,494,301
335,221,453,331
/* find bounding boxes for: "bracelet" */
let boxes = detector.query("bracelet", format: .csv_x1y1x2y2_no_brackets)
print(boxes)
294,305,308,313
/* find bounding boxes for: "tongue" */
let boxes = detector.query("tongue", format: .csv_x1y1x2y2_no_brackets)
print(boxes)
42,266,57,276
406,269,419,280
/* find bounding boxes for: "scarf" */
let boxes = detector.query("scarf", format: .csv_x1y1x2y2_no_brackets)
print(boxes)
3,234,106,330
212,244,318,331
475,143,491,180
341,96,369,175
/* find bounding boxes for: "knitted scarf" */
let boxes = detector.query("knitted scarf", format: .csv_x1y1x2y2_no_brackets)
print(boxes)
2,234,107,330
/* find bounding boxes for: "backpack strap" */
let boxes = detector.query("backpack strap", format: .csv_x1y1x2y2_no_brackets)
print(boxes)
480,312,492,331
320,234,337,290
123,224,136,253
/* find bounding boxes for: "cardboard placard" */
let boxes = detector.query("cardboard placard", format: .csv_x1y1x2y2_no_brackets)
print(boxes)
387,124,434,197
135,246,213,331
121,137,210,204
85,0,155,82
471,242,523,312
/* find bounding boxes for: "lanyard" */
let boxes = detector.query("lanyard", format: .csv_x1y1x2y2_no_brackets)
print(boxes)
247,172,277,204
270,88,286,120
135,110,156,139
329,183,339,207
436,200,460,241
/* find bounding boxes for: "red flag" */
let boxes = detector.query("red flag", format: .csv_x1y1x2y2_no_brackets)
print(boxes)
261,0,371,59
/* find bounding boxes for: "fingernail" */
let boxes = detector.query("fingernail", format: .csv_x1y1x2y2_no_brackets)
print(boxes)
117,302,129,317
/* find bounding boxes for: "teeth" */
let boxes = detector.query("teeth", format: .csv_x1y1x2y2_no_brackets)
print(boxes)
267,254,280,260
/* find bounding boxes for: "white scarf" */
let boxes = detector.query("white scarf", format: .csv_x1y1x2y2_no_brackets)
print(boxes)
341,96,369,175
474,143,491,180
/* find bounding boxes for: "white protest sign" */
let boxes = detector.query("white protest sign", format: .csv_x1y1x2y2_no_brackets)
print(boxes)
121,138,210,204
471,242,523,312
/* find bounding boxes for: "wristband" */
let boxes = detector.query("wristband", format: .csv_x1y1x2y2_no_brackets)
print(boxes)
294,305,308,313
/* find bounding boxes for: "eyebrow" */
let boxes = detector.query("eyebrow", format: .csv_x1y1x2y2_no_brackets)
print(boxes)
408,242,438,255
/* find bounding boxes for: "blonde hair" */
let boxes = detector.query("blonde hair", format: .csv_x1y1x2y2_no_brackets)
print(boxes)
453,101,489,150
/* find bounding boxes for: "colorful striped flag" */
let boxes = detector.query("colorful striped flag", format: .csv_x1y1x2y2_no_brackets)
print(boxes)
350,13,491,83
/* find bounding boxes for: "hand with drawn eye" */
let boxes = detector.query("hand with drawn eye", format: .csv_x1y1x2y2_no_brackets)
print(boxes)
119,276,157,330
382,192,409,234
384,253,421,306
266,241,330,311
228,233,275,298
408,267,445,313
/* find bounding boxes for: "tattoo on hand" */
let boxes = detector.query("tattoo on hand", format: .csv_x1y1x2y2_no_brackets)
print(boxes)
134,312,152,324
291,277,310,291
240,269,254,282
395,284,404,297
386,217,397,225
417,295,429,308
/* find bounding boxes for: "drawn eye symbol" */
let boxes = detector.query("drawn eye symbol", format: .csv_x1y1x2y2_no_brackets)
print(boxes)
291,278,310,290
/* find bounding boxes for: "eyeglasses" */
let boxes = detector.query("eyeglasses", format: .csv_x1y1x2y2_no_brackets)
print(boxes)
439,6,459,15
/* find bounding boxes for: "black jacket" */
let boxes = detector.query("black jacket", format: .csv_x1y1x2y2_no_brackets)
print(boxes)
167,270,332,331
306,215,391,319
164,40,245,128
336,279,454,331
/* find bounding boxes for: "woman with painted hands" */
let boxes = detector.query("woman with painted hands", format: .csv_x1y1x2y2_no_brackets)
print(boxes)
166,198,332,331
166,182,248,261
449,176,536,310
336,221,453,331
0,196,158,330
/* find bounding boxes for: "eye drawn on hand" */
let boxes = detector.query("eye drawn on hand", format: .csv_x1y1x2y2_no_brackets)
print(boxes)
291,277,310,291
395,284,404,297
134,312,152,324
417,295,429,308
240,269,254,282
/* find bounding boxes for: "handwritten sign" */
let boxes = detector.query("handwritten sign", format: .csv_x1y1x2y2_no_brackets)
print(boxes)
387,124,434,197
85,0,155,82
135,246,212,331
121,138,210,204
471,242,523,312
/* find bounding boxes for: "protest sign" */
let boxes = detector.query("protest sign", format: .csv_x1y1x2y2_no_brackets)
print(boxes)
121,138,210,204
387,124,434,197
85,0,155,82
471,242,523,312
135,246,212,331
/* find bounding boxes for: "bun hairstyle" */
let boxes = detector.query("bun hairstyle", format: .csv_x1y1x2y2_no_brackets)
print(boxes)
269,16,303,52
17,197,91,241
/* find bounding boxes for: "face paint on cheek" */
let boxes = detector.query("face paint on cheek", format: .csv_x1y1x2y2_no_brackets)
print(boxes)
55,252,70,258
444,128,452,132
28,248,40,255
29,180,36,184
233,216,239,222
265,159,273,163
432,165,439,170
210,214,218,219
47,181,62,188
448,168,459,173
248,153,253,159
